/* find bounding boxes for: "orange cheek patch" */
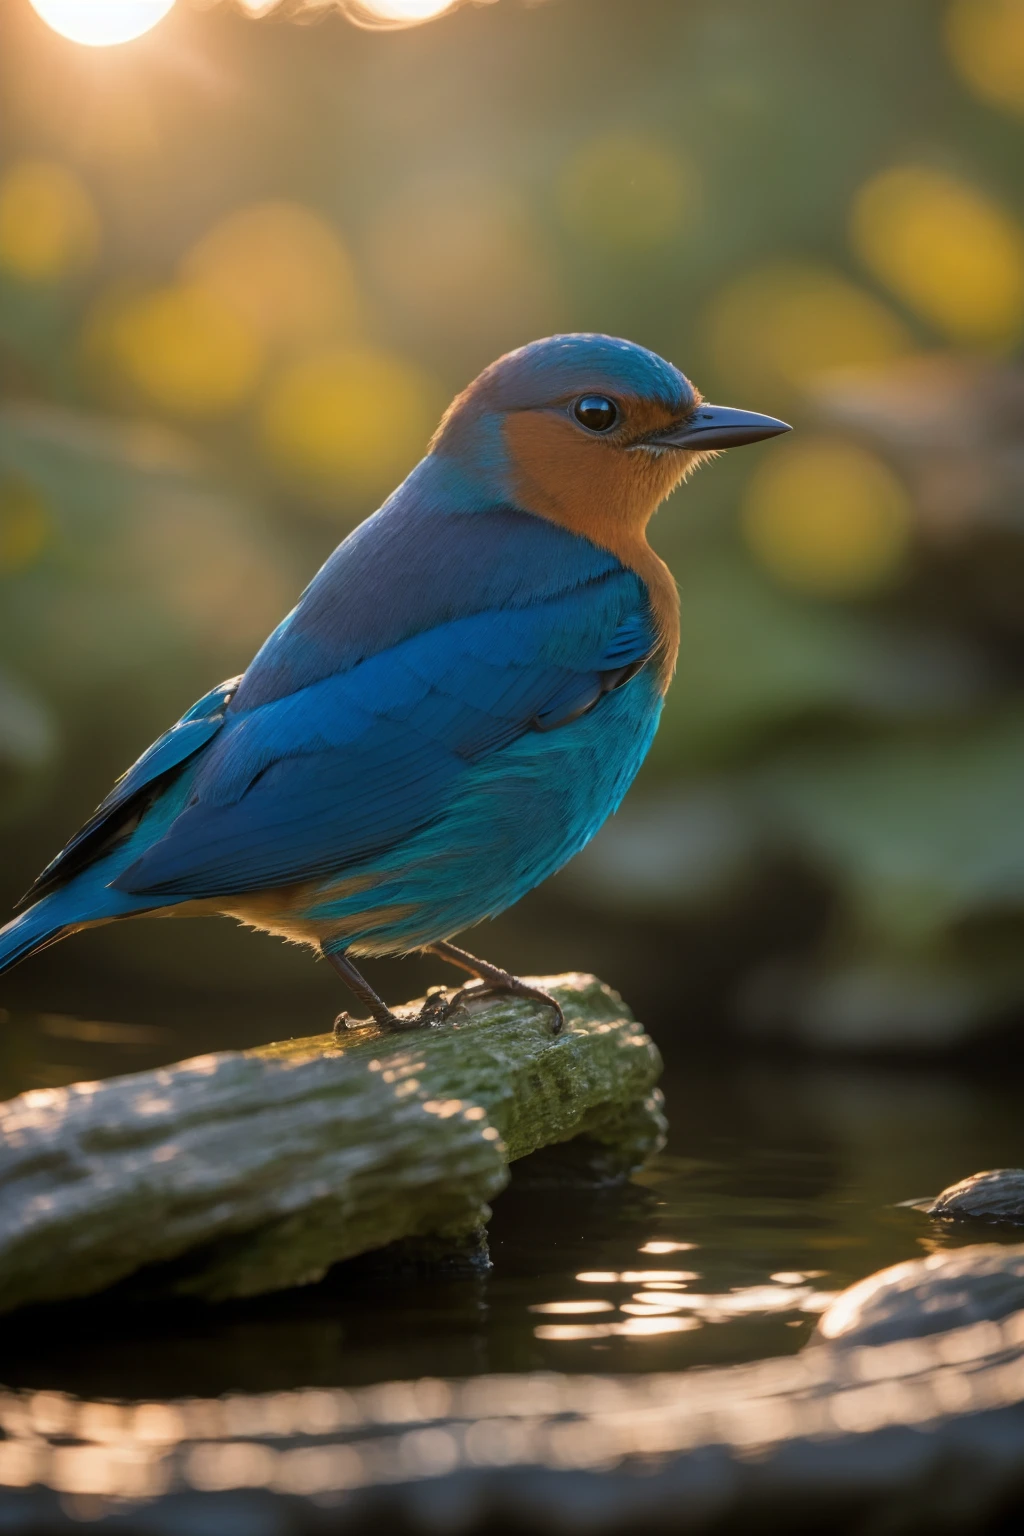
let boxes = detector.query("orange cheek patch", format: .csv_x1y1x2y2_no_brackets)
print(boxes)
505,412,630,529
504,411,683,689
504,411,687,539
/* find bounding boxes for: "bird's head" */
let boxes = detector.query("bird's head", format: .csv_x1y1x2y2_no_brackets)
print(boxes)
430,333,790,543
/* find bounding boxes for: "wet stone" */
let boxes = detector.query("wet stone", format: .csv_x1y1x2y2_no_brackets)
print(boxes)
927,1167,1024,1225
813,1242,1024,1347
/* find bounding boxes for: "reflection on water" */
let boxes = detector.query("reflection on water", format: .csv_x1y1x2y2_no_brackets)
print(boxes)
3,1309,1024,1507
527,1265,844,1340
0,1005,1022,1400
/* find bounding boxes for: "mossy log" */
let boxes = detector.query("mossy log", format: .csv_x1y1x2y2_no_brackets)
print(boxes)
0,974,663,1314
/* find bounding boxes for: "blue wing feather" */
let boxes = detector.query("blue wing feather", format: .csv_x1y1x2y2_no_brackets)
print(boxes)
115,572,656,898
16,677,239,909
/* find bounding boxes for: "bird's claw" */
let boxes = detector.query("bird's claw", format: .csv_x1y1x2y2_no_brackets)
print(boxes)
508,980,565,1034
435,977,564,1034
333,1011,366,1034
408,989,450,1028
333,1006,438,1034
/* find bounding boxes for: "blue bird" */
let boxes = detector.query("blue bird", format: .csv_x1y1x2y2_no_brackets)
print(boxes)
0,335,788,1031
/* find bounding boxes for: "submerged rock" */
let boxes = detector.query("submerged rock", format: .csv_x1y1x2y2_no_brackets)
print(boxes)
927,1168,1024,1225
813,1242,1024,1347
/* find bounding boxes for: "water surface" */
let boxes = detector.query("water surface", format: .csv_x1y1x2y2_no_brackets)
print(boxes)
1,1005,1021,1401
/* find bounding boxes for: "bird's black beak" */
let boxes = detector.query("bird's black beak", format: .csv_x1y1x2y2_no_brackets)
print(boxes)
653,404,792,451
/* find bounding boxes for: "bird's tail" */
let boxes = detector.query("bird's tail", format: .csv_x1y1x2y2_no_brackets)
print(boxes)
0,860,174,978
0,759,207,980
0,897,75,976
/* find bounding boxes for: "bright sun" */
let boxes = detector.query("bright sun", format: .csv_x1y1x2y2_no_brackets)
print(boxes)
27,0,176,47
359,0,456,17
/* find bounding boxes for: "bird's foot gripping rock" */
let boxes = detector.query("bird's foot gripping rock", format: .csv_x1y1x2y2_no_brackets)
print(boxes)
424,941,565,1033
434,977,565,1034
333,978,564,1035
333,986,452,1034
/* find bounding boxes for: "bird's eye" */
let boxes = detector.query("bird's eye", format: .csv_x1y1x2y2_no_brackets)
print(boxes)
573,395,619,433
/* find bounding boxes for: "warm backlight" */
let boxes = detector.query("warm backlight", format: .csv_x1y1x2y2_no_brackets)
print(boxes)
353,0,457,21
27,0,176,47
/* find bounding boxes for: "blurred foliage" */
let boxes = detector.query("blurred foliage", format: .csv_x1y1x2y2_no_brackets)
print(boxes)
740,439,912,597
0,159,99,285
558,133,697,253
3,0,1024,1049
261,343,442,499
850,165,1024,349
96,282,265,416
698,262,914,404
944,0,1024,116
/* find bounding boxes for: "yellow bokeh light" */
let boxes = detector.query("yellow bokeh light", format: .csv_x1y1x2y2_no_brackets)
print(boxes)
944,0,1024,115
559,134,696,252
0,160,99,284
851,165,1024,348
27,0,176,47
261,344,440,500
103,284,264,418
742,438,912,597
184,202,358,352
700,261,913,402
0,480,51,575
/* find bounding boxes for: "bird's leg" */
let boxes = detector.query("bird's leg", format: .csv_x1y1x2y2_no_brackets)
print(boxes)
426,940,564,1034
324,948,445,1033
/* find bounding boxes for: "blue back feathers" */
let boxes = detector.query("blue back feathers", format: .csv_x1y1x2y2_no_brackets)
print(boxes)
232,463,623,710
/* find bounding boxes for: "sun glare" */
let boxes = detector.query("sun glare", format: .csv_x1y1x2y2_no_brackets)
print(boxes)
27,0,176,47
348,0,458,24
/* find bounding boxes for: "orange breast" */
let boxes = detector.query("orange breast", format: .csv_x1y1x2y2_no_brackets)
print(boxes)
504,410,687,688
